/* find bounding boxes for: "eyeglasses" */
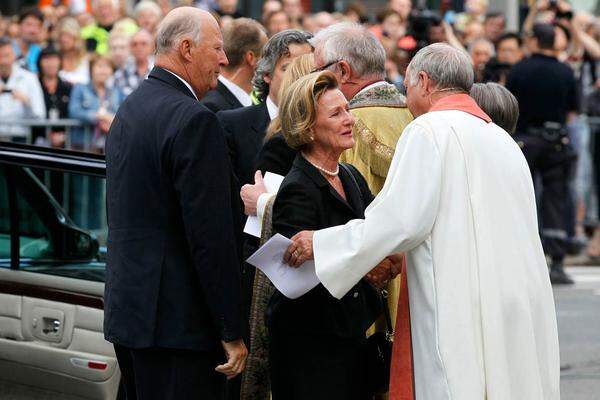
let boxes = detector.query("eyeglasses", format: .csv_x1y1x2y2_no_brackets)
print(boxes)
311,59,342,74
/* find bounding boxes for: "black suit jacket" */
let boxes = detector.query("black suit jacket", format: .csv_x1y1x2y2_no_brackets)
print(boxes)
217,102,270,187
270,155,382,338
104,67,243,351
255,132,297,177
201,80,244,113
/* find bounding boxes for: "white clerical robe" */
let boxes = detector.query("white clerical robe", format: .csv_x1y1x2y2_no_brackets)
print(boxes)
313,109,560,400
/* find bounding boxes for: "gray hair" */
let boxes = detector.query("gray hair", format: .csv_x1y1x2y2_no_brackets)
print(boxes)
406,43,474,93
155,13,201,55
252,29,313,100
309,22,385,80
469,38,495,57
470,82,519,134
134,0,162,18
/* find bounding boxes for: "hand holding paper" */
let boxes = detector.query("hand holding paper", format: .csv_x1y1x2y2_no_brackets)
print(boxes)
246,234,320,299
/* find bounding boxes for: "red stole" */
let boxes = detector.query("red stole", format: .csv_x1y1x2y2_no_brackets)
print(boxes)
388,94,491,400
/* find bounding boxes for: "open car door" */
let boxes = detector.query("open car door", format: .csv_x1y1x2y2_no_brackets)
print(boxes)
0,142,120,399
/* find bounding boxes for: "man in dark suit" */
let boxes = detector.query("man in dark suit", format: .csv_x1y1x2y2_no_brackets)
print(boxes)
217,29,312,188
215,33,312,384
201,18,267,113
104,8,247,400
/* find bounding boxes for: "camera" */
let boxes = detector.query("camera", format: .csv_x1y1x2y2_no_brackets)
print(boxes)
407,8,442,53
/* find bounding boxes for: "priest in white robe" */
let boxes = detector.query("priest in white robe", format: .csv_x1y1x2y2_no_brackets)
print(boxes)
284,43,560,400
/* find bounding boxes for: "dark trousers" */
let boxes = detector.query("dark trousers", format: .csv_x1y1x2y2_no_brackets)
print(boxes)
269,331,371,400
515,133,577,262
114,345,226,400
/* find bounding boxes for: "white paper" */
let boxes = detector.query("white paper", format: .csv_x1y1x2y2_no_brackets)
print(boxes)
243,172,285,238
246,234,320,299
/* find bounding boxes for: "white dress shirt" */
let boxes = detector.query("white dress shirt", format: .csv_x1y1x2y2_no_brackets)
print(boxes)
163,68,198,101
255,96,280,221
218,75,252,107
266,96,278,120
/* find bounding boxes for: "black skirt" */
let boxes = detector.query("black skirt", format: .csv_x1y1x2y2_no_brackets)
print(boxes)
269,329,372,400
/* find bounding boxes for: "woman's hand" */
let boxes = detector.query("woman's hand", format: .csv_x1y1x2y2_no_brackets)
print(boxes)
284,230,315,267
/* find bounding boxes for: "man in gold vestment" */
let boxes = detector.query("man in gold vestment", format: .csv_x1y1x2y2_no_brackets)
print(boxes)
311,22,413,328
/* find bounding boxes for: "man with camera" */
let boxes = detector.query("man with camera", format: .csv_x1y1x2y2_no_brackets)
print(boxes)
0,36,45,142
506,23,578,285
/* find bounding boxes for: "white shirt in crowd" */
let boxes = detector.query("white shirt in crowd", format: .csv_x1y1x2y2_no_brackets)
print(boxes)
0,64,46,138
59,57,90,86
218,75,253,107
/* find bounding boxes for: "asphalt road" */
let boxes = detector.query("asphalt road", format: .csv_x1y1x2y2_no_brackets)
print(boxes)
1,266,599,399
556,266,600,400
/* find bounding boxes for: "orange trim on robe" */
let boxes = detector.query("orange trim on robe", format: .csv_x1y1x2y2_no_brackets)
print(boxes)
429,93,492,123
389,259,414,400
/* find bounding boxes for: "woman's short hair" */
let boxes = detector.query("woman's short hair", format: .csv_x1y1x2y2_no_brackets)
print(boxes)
266,53,315,139
279,70,338,150
88,54,114,79
470,82,519,134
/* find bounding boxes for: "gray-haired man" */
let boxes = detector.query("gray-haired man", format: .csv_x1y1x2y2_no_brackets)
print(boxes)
311,22,413,334
105,8,247,400
286,42,560,400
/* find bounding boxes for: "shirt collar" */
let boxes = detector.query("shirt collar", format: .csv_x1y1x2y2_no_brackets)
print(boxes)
266,96,278,120
354,80,388,98
429,93,492,123
163,68,198,101
218,75,252,107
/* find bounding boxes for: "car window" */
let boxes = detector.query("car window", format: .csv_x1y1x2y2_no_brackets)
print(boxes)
0,166,9,263
0,164,106,282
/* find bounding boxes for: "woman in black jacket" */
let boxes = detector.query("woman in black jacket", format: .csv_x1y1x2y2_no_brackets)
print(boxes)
268,71,400,399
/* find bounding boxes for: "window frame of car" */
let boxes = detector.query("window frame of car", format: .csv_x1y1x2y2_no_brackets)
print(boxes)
0,142,105,272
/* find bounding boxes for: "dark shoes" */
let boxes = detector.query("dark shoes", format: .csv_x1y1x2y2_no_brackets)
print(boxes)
549,263,575,285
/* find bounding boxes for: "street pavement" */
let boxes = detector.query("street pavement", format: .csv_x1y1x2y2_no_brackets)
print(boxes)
1,266,599,399
556,266,600,400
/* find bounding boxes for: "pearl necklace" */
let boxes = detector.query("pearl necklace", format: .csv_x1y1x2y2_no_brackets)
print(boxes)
302,153,339,176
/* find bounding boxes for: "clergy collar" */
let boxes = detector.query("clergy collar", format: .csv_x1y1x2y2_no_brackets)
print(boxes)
429,93,492,123
355,80,388,98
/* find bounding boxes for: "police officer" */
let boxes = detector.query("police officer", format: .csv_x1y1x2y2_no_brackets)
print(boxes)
507,23,578,285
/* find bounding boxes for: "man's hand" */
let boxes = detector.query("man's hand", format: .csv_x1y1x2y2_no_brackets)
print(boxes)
240,171,267,216
387,253,404,278
366,258,393,289
365,253,404,289
284,230,315,267
215,339,248,379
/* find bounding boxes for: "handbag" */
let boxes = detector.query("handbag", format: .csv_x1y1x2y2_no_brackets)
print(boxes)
365,289,394,395
339,163,394,395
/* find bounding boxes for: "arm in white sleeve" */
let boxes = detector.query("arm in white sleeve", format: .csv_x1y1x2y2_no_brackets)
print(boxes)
257,192,275,221
23,74,46,119
314,122,442,299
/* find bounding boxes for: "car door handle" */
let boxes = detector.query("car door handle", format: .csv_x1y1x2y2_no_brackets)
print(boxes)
42,319,61,335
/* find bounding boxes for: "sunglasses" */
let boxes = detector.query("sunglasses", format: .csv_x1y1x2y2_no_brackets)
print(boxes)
311,59,342,74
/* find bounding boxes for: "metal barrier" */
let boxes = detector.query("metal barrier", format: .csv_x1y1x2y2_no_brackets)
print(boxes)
0,118,97,152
